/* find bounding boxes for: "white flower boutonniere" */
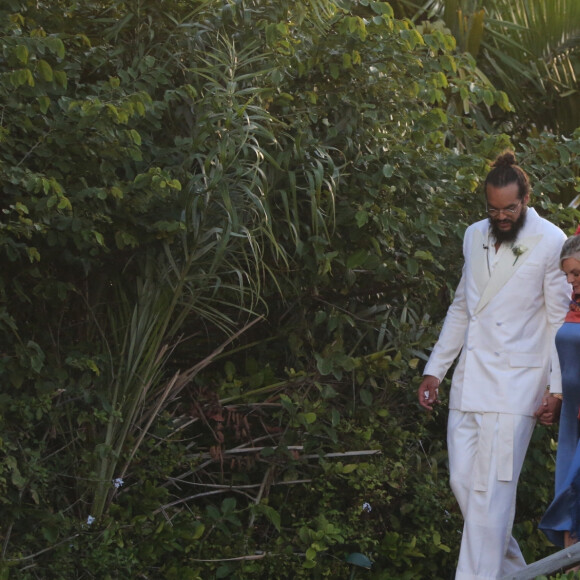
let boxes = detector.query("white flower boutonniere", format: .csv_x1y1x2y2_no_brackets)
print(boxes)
512,244,527,265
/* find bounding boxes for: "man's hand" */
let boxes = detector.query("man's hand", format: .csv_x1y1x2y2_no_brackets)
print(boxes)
418,375,440,411
534,391,562,426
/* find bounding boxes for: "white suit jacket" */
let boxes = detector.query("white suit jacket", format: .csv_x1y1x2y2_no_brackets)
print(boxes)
424,208,570,417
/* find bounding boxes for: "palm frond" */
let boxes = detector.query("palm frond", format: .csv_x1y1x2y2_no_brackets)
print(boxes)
396,0,580,132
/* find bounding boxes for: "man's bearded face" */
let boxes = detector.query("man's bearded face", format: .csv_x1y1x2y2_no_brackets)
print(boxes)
489,205,527,243
486,182,529,243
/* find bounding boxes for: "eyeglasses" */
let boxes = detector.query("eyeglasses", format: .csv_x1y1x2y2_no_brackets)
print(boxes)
486,199,522,217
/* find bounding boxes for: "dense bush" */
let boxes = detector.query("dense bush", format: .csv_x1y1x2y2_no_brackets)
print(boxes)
1,0,580,578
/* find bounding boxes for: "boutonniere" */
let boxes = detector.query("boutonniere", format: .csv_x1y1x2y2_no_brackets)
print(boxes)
512,244,527,265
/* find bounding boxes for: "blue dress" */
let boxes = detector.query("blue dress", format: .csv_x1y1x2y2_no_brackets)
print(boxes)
539,322,580,546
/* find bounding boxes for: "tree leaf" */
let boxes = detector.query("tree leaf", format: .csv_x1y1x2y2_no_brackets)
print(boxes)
37,59,54,82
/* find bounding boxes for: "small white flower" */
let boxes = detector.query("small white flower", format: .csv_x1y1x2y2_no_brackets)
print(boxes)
86,515,95,525
362,502,372,513
113,477,124,489
512,244,527,265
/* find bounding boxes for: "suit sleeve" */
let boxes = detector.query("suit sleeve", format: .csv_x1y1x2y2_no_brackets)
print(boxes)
544,232,571,394
423,238,470,381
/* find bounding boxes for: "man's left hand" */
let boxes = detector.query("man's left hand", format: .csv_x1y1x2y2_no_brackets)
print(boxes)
534,391,562,426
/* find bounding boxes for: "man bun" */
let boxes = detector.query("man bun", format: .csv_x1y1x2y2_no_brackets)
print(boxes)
492,151,517,168
484,149,529,199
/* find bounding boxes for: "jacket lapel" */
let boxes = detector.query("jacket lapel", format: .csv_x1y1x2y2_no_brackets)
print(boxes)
471,228,490,295
474,234,542,314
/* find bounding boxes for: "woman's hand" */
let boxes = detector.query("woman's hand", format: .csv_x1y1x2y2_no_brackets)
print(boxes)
534,391,562,425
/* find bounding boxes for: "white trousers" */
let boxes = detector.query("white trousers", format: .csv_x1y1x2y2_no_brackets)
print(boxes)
447,410,536,580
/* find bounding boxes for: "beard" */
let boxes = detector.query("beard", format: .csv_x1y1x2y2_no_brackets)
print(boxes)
489,206,527,244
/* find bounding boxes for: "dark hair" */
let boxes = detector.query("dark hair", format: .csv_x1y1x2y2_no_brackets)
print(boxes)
484,150,530,200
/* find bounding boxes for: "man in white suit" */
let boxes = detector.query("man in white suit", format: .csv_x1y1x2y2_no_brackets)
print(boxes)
417,151,570,580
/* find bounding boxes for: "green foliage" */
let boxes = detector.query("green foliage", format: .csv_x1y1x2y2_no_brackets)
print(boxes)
1,0,580,578
396,0,580,135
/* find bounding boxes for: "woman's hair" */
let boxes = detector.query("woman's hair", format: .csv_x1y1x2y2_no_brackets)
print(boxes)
560,234,580,267
484,150,530,199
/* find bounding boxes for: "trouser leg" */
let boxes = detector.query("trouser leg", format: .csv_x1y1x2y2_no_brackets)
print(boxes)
447,410,535,580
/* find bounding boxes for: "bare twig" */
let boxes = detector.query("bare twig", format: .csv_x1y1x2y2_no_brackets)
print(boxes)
248,465,274,528
4,534,80,563
2,521,13,559
164,479,312,490
187,553,268,562
162,435,284,487
193,446,381,459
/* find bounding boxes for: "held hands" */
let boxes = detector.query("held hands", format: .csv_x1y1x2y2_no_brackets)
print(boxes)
534,391,562,426
418,375,440,411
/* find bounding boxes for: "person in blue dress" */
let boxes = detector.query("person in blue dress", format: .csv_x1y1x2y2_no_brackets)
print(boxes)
540,233,580,551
